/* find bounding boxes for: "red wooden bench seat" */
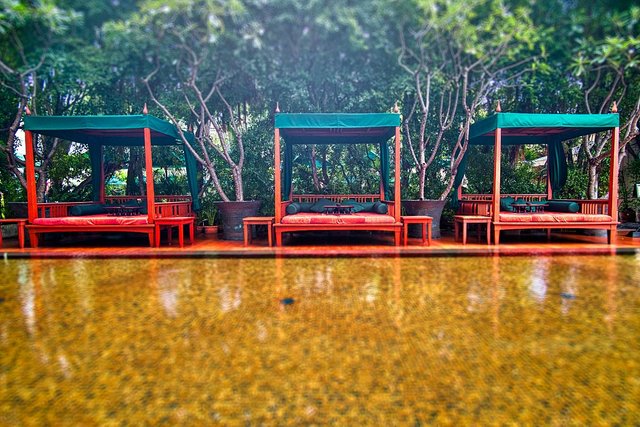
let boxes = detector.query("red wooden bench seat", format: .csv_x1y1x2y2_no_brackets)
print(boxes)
498,213,613,223
32,214,149,226
281,212,395,225
274,194,402,246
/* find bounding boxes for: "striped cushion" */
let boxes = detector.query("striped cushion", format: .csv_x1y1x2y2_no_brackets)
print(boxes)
499,213,612,223
281,212,395,225
32,215,149,226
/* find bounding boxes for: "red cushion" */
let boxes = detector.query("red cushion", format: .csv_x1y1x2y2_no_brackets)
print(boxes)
281,212,395,225
499,213,613,223
32,215,149,226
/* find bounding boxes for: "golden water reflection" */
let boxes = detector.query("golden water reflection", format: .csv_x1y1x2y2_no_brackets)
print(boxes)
0,255,639,424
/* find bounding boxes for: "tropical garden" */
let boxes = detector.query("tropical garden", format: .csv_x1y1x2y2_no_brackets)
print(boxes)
1,0,639,225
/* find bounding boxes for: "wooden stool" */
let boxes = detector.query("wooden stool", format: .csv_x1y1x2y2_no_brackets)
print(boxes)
154,216,195,248
401,215,432,246
454,215,491,245
0,219,26,249
243,216,274,247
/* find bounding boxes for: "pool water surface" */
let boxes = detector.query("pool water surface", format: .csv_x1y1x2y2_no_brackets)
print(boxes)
1,255,639,424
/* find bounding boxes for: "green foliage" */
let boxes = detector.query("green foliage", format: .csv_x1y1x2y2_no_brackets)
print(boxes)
0,0,638,209
558,167,589,200
463,146,545,195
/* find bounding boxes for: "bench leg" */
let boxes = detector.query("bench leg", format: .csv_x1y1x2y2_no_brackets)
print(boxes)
243,223,250,246
486,223,491,245
267,224,273,247
454,220,459,242
394,229,401,246
178,225,184,248
427,222,432,246
189,222,194,244
462,221,467,245
608,227,616,244
493,226,500,245
275,229,283,247
403,223,408,246
28,230,39,248
18,223,25,249
155,225,161,247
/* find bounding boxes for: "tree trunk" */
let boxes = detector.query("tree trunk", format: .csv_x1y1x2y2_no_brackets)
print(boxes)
418,164,427,200
126,148,145,195
587,162,599,199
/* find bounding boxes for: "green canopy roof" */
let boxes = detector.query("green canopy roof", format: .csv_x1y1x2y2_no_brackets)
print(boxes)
275,113,400,144
23,114,195,146
469,113,619,145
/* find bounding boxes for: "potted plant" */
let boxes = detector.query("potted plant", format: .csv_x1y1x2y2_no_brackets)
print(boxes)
197,201,219,236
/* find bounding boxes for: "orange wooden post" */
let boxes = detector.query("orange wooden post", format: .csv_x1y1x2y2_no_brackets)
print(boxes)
143,126,156,222
492,127,502,224
274,127,282,224
608,125,620,222
394,124,401,222
546,145,553,200
24,129,38,223
99,145,105,203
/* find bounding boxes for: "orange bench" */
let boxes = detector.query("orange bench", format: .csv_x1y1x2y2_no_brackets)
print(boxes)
454,215,491,245
154,216,195,248
0,219,26,249
243,216,274,247
401,216,432,246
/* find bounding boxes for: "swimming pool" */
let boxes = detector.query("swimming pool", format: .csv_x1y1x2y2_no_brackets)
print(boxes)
1,255,638,424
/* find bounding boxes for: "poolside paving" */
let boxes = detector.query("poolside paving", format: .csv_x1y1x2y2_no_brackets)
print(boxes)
1,228,639,258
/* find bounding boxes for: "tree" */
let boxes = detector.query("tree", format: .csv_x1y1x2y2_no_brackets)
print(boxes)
0,0,79,200
107,0,258,202
568,6,640,198
397,0,539,200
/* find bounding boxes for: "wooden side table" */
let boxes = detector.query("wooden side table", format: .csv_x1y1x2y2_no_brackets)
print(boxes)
401,215,433,246
0,219,26,249
454,215,491,245
243,216,274,247
154,216,195,248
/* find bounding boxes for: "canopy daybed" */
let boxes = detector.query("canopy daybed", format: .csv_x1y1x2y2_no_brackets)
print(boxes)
273,112,403,246
454,108,620,244
23,112,200,247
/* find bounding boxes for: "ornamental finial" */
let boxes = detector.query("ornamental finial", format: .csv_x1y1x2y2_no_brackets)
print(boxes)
275,102,280,113
393,101,399,113
25,106,31,115
612,101,618,113
496,101,502,112
143,103,148,114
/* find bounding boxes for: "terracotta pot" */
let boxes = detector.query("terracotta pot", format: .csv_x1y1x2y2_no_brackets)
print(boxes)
199,225,219,236
402,199,446,239
215,200,261,240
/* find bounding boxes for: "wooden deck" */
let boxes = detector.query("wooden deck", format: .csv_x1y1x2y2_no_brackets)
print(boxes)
1,228,639,258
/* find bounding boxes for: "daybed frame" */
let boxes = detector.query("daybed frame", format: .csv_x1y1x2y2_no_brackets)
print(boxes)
274,194,402,246
26,196,192,247
456,107,620,244
22,112,197,247
273,112,403,246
